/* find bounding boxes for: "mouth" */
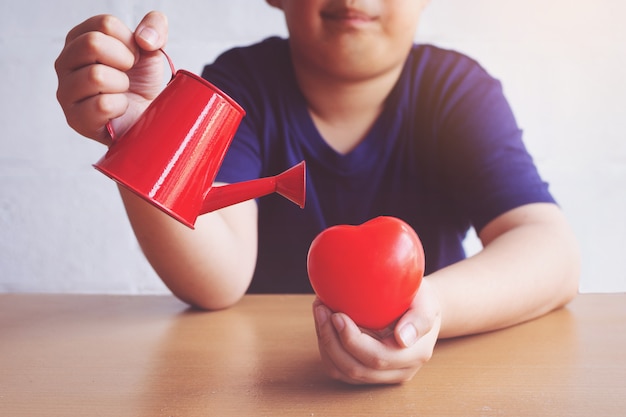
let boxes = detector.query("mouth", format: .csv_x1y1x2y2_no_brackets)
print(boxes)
320,7,378,24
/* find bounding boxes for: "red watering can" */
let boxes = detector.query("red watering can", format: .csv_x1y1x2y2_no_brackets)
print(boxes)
94,51,306,229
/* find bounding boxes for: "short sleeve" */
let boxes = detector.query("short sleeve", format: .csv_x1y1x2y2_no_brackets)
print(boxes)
431,57,555,232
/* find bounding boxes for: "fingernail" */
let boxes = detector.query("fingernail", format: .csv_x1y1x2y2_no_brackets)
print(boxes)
315,305,329,325
137,26,159,47
399,323,417,347
331,314,345,332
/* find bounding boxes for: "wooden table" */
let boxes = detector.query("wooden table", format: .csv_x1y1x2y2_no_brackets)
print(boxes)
1,293,624,416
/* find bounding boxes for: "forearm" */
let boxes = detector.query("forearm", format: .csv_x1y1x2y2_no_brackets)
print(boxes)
429,204,580,338
118,186,258,310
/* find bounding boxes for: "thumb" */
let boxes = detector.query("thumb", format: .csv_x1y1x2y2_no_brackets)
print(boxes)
134,11,169,51
393,279,441,348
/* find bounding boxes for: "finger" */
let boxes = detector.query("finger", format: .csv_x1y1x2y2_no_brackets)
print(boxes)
331,315,418,385
57,64,130,107
320,346,416,385
134,11,169,51
332,313,418,371
56,31,137,78
312,298,327,339
313,304,368,381
314,303,420,384
63,93,129,143
65,14,131,43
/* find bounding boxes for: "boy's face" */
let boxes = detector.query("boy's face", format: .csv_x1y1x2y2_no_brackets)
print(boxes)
267,0,430,81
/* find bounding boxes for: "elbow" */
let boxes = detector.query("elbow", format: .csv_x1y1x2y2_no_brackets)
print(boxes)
557,233,582,308
564,261,581,306
188,292,245,311
162,269,252,311
175,285,247,311
155,254,255,311
558,270,579,309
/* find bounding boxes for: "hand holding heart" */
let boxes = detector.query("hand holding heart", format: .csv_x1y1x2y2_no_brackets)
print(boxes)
307,216,440,385
307,216,425,330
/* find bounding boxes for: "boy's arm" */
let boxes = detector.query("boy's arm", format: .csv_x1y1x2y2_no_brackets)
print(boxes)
119,186,258,310
54,12,256,310
428,202,580,338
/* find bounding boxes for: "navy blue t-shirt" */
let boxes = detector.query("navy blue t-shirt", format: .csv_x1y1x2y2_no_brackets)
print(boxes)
201,37,555,293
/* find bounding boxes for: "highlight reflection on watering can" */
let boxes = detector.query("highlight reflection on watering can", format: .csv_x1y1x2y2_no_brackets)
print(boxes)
94,51,306,229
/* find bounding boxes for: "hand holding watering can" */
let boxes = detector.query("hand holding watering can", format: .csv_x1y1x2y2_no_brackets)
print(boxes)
56,13,305,228
95,50,305,228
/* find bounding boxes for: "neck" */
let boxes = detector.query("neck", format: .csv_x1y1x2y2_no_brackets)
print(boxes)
295,61,402,120
293,62,404,154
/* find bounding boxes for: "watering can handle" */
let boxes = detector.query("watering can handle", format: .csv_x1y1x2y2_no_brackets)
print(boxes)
106,48,176,142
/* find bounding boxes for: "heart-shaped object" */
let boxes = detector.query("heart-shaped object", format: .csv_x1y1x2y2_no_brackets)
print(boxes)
307,216,425,330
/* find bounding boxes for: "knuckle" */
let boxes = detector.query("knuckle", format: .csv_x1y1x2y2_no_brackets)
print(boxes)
53,55,63,74
367,354,390,370
83,31,107,54
86,65,106,86
94,94,121,116
98,14,119,34
93,95,111,114
344,366,367,382
55,86,65,106
399,371,418,383
56,90,73,114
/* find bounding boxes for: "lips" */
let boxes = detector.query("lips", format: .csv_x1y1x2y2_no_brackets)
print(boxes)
321,7,377,23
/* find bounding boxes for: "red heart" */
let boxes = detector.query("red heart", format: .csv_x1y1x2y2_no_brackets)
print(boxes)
307,216,425,330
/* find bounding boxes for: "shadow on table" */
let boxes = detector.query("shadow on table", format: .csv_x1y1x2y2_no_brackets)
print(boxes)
135,301,411,416
137,303,582,416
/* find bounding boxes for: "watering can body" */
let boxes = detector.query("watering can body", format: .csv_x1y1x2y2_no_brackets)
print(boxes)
94,69,305,228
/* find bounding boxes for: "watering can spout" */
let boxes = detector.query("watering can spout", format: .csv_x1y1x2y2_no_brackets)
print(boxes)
200,161,306,215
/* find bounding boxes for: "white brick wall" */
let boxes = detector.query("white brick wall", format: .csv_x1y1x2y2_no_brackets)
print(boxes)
1,1,624,293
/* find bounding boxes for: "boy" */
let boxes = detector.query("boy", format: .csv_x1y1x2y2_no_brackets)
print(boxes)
55,1,579,384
